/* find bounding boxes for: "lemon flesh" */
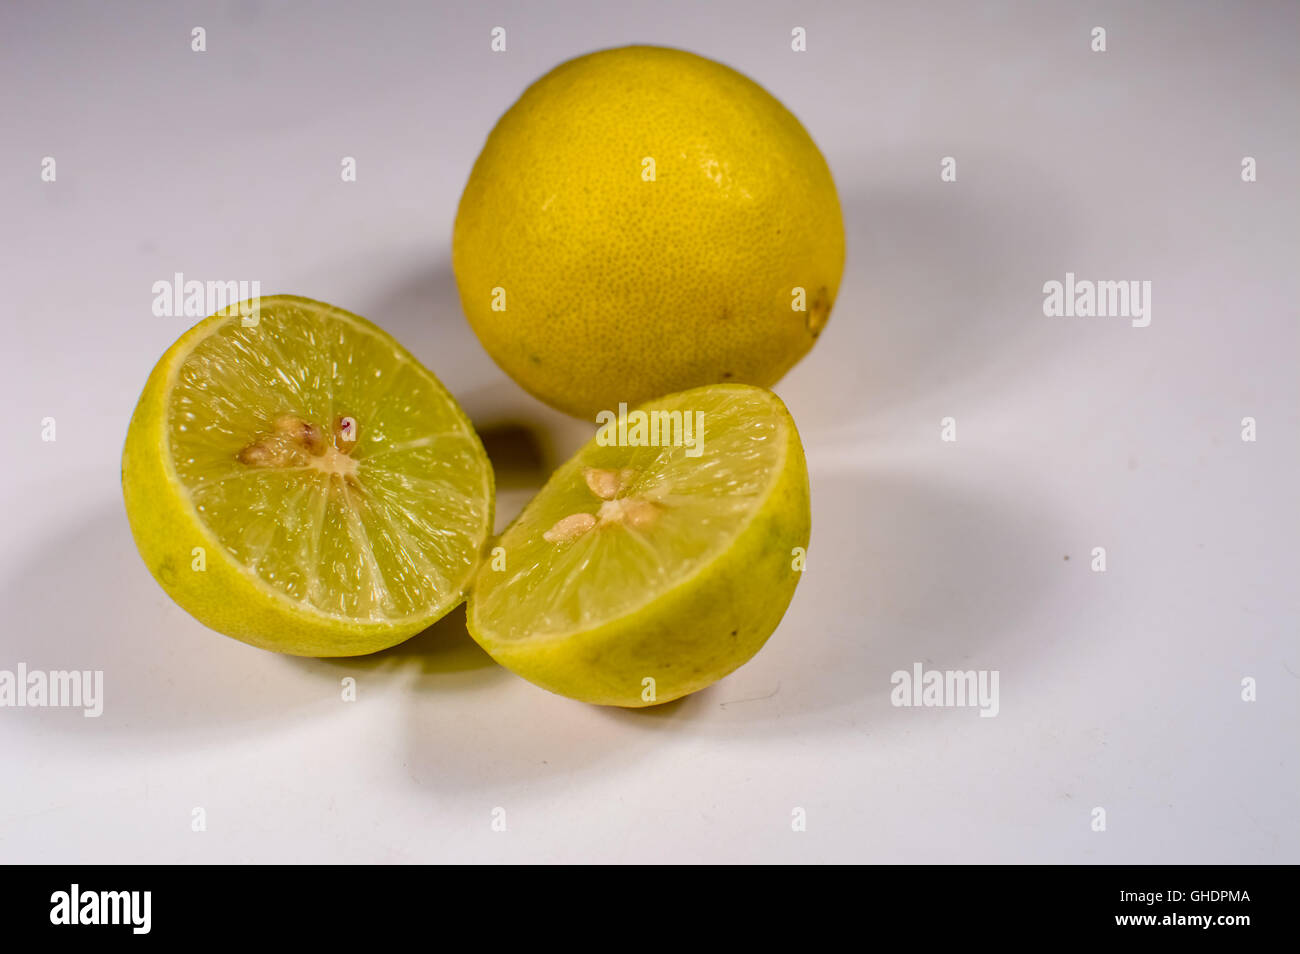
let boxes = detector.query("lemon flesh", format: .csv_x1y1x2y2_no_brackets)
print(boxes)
453,45,846,419
122,296,494,656
468,384,810,706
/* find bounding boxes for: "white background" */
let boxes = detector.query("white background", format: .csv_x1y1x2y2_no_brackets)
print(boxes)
1,0,1296,863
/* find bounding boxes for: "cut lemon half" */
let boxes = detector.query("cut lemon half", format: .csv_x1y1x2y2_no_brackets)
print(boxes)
468,384,810,706
122,296,494,656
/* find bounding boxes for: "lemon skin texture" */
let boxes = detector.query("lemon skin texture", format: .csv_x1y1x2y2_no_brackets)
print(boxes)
467,387,811,707
453,45,846,419
121,297,493,657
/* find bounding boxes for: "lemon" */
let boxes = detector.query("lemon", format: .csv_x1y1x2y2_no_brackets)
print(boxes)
453,45,845,419
467,383,810,706
122,296,494,656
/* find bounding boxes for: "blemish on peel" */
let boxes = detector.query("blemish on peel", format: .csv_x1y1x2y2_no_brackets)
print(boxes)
806,287,831,338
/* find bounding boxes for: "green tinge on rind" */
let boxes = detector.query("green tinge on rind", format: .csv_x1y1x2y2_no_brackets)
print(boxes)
122,296,495,657
467,384,810,706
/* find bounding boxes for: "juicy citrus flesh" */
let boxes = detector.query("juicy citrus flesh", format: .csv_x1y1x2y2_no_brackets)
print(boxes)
468,384,810,706
123,296,494,655
453,45,846,419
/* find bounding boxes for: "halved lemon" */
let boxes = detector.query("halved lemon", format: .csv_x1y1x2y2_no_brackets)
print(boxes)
468,384,810,706
122,296,494,656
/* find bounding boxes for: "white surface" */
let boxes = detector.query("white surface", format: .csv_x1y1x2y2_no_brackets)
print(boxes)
1,0,1296,863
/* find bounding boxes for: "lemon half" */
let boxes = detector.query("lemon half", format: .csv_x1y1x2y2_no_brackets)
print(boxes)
468,384,810,706
122,296,494,656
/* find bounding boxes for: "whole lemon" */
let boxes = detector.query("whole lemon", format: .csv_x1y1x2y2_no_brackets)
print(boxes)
453,45,845,419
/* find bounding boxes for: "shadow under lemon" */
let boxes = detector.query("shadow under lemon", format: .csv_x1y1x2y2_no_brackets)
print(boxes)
1,505,347,742
597,464,1072,737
